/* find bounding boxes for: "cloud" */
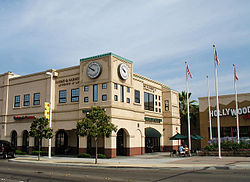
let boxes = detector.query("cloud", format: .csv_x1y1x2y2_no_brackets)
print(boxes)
0,0,249,100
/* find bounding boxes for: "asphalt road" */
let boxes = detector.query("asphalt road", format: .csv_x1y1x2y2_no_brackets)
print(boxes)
1,159,250,182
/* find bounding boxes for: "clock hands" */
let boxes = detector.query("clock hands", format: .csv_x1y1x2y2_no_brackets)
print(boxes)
89,67,95,72
122,68,126,73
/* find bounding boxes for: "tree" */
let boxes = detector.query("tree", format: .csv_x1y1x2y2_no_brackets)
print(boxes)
179,91,200,149
29,117,53,161
76,107,117,164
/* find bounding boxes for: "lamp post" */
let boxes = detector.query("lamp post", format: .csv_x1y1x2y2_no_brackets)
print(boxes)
46,71,53,158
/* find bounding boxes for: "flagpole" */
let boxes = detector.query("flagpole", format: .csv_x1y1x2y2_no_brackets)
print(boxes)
233,64,240,144
213,44,221,158
207,75,212,140
185,61,191,154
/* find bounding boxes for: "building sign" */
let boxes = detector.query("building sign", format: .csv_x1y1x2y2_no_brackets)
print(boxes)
56,77,80,87
144,117,162,123
44,102,50,120
14,115,36,120
143,84,155,93
211,106,250,118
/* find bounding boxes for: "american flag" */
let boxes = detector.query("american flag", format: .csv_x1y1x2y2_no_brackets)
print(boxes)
234,64,239,81
214,46,220,66
187,65,192,79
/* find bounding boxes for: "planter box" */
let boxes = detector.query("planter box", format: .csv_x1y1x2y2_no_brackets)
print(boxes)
199,150,250,157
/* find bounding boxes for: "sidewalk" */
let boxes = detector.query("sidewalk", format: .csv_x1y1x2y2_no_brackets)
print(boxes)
9,152,250,170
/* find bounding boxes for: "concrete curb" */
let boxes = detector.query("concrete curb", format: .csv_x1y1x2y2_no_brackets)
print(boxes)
8,158,250,170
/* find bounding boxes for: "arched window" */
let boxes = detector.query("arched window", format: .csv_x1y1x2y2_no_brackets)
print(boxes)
22,130,29,152
11,130,17,149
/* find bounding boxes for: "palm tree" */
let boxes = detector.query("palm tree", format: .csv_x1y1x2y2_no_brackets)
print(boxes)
179,91,200,149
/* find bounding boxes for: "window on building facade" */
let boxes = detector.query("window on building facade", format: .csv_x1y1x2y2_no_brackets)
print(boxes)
114,83,118,89
14,95,20,107
159,108,161,113
127,98,130,103
84,97,89,103
120,85,124,102
23,94,30,106
127,87,130,93
156,108,158,112
159,102,161,106
59,90,67,103
134,90,140,103
144,92,154,111
84,86,89,92
159,96,161,100
155,95,157,100
102,94,107,101
102,83,107,89
114,95,118,101
93,84,98,102
165,100,169,111
155,101,157,106
33,93,40,105
71,88,79,102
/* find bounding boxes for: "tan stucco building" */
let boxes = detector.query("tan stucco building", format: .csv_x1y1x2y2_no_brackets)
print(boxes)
199,93,250,148
0,53,180,158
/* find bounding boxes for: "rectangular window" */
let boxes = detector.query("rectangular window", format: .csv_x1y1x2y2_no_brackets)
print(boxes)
71,88,79,102
144,92,154,111
84,86,89,92
156,108,158,112
165,100,169,111
159,102,161,106
155,101,157,106
134,90,140,103
159,108,161,113
127,87,130,93
114,95,118,101
23,94,30,106
84,97,89,103
33,93,40,105
114,83,118,89
155,95,157,100
14,95,20,107
102,94,107,101
127,98,130,103
93,84,98,102
120,85,124,102
102,83,107,89
159,96,161,100
59,90,67,103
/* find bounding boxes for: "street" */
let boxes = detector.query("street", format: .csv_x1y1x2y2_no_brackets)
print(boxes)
1,159,250,182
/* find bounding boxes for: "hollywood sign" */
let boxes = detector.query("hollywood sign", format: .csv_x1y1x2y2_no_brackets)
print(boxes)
211,106,250,118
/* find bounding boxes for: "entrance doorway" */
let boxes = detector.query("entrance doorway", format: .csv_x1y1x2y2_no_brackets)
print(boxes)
145,128,161,153
55,130,68,155
22,130,29,153
116,128,128,156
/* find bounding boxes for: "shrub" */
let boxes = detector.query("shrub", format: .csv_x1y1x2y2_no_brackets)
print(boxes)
78,153,91,158
204,145,216,151
31,151,55,156
97,154,106,159
15,150,27,155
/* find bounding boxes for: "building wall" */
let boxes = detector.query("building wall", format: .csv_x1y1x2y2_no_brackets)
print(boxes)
199,93,250,148
0,53,180,157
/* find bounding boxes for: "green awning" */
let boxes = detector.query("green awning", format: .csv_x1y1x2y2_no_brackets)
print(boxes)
145,128,161,138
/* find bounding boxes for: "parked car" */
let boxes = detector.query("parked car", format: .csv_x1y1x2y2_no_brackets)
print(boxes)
0,140,16,159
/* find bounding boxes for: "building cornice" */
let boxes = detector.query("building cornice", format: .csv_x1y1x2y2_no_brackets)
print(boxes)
80,52,133,64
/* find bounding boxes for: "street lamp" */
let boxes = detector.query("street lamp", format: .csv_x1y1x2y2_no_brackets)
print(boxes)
46,71,53,158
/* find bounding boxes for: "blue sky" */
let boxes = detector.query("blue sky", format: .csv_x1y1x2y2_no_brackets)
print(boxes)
0,0,249,101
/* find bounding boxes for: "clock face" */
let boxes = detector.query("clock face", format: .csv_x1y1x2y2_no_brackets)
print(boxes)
87,62,102,79
118,63,129,80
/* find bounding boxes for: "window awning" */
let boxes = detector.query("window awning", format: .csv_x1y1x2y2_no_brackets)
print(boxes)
145,128,161,138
